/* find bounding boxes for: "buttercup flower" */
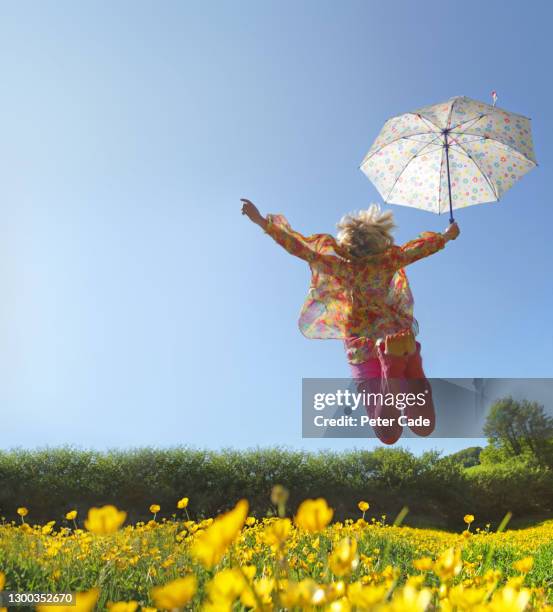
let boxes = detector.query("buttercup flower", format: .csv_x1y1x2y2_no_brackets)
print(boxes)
489,585,531,611
204,567,248,608
84,505,126,535
177,497,189,509
329,537,359,576
150,575,197,610
270,484,289,506
263,518,292,547
294,498,333,533
191,499,249,568
513,557,534,573
107,602,138,612
433,547,463,581
36,588,99,612
413,557,433,571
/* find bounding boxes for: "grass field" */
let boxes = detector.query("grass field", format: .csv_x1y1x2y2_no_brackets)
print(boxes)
0,494,552,611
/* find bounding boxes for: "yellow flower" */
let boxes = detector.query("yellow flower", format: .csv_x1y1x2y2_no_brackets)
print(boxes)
358,501,369,512
347,582,389,608
279,578,322,608
413,557,433,571
387,584,433,612
84,505,126,535
463,514,475,525
294,498,333,533
151,575,197,610
191,499,249,568
329,537,359,577
448,584,488,608
36,588,99,612
66,510,78,521
245,516,256,526
263,518,292,547
204,567,247,606
326,597,351,612
484,568,502,585
240,577,275,608
0,571,4,590
149,504,161,514
107,602,138,612
513,557,534,573
177,497,189,509
489,585,531,612
270,484,290,505
42,521,56,535
325,581,346,602
433,547,462,581
16,507,28,517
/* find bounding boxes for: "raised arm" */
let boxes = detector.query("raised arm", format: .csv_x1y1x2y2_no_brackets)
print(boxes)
241,198,341,270
397,222,460,268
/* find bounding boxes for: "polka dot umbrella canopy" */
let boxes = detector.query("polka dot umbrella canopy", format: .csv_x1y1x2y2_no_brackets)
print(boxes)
360,95,537,222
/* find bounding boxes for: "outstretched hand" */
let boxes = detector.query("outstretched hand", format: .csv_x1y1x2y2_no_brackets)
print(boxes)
443,221,460,242
241,198,266,228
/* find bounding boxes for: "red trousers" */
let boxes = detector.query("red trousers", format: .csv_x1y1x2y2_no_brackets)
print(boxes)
349,342,435,444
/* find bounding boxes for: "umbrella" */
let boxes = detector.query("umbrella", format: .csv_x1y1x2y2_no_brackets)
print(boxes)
360,95,537,222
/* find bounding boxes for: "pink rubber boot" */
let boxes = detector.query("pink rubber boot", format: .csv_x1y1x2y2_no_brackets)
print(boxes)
404,342,435,436
373,344,409,444
350,356,403,445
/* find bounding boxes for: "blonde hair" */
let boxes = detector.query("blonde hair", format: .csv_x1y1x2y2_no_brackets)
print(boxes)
336,204,396,258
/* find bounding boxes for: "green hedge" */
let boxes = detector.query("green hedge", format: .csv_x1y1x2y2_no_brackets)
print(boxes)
0,447,551,529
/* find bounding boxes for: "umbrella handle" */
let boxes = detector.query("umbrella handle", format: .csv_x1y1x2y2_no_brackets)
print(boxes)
444,133,455,224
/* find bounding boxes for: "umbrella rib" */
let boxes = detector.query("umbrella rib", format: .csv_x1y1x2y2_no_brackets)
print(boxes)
448,136,486,144
384,133,444,202
446,97,458,130
450,113,488,132
410,112,442,133
401,135,434,142
454,133,537,166
448,141,500,201
384,109,443,132
359,131,439,167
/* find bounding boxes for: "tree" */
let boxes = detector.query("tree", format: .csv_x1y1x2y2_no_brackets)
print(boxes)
447,446,482,468
483,397,553,468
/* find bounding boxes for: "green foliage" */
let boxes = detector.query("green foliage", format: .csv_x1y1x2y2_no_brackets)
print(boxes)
484,397,553,467
465,460,553,525
479,444,514,465
447,446,482,467
0,446,551,529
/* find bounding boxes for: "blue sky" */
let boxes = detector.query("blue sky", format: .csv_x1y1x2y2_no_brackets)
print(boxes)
0,1,551,454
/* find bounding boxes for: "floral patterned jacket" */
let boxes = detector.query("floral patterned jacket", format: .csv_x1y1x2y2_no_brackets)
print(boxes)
264,214,446,364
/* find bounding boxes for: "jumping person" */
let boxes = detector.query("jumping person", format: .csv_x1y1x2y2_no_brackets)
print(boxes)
241,198,460,443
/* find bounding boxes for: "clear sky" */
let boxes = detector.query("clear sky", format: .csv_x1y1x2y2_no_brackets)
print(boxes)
0,1,551,454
